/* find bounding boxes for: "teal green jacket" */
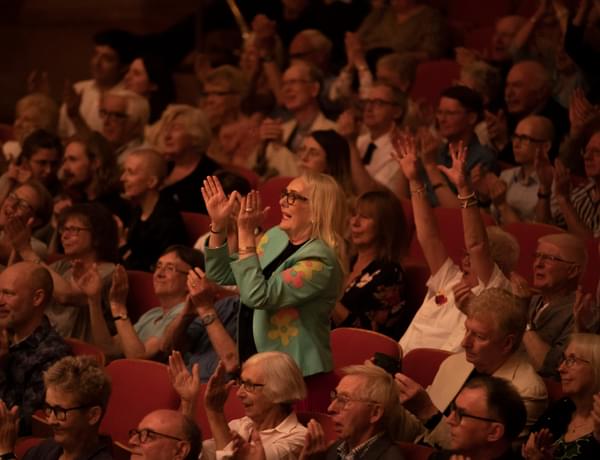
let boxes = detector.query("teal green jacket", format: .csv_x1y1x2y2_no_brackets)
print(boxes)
205,227,342,376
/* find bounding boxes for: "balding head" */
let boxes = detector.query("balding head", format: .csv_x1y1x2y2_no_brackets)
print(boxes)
512,115,554,164
289,29,332,70
538,233,587,268
492,16,526,61
534,233,587,292
505,61,552,116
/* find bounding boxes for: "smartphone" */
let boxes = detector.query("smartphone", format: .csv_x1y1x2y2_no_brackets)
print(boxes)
373,352,402,375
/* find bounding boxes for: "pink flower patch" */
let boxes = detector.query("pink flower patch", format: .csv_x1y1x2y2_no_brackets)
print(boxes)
281,260,324,289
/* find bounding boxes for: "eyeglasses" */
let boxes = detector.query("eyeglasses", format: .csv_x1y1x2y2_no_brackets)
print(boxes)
448,401,501,424
6,192,34,214
560,353,591,367
99,109,128,121
235,378,265,392
361,98,399,109
59,225,91,236
199,90,238,98
298,146,323,159
511,134,546,146
282,78,313,87
128,428,184,444
43,403,92,421
435,109,466,118
280,189,308,206
533,252,577,265
329,390,377,410
580,148,600,158
152,262,189,276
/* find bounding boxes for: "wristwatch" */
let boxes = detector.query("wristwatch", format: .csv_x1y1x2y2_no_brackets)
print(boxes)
200,313,217,326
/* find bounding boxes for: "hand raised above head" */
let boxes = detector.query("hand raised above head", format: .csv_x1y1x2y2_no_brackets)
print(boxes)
437,140,468,190
391,132,420,182
237,191,269,236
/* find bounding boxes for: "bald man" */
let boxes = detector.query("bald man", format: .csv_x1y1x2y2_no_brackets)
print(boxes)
120,148,187,271
524,233,588,376
493,115,554,223
129,409,201,460
0,262,71,434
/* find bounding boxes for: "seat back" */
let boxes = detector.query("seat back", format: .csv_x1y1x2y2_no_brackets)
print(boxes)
181,212,211,246
397,442,434,460
101,359,179,444
15,436,44,458
402,348,451,388
297,412,337,443
194,384,246,438
410,60,460,108
331,328,400,370
258,176,293,230
447,0,513,27
64,337,106,366
297,371,340,413
224,165,260,189
126,270,159,322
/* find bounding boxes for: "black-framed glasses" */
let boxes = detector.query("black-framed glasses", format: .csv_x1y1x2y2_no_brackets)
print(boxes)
43,403,92,421
235,378,265,392
329,390,377,410
6,192,34,214
59,225,92,236
361,98,399,109
560,353,591,367
99,109,128,121
128,428,184,444
152,262,189,276
511,134,546,145
533,252,577,265
448,401,501,424
280,189,308,206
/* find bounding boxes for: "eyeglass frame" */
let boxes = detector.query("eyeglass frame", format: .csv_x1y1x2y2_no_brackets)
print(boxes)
448,401,502,425
280,189,309,206
560,353,591,367
59,225,92,236
329,389,378,410
151,262,189,276
6,192,34,214
235,378,266,393
128,428,185,444
43,402,93,421
532,251,577,265
511,133,546,145
99,108,129,121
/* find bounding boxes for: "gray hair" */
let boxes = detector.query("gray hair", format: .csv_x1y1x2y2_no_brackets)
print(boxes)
568,333,600,393
244,352,306,404
486,226,520,275
103,88,150,134
158,104,212,152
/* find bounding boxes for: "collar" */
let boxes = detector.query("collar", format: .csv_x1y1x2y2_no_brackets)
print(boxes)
9,315,52,351
336,432,384,460
513,167,539,186
249,412,301,435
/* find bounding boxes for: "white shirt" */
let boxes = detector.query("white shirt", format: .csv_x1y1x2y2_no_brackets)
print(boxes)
356,130,402,195
494,167,539,223
202,413,307,460
399,258,511,354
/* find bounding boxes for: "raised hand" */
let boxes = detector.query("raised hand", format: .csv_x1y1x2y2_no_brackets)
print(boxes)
484,110,508,149
63,80,82,120
204,361,234,413
258,118,283,143
438,141,468,190
415,127,443,167
231,429,267,460
73,262,103,299
109,265,129,309
391,132,420,182
168,351,201,404
237,191,269,236
573,286,598,333
553,159,571,199
453,279,476,313
186,268,218,312
201,176,240,231
299,419,328,460
0,401,18,455
395,372,437,421
5,215,33,253
522,428,555,460
534,147,554,192
489,177,508,205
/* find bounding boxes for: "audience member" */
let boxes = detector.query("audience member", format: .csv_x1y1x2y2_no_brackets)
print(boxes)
203,173,346,375
300,364,407,459
523,333,600,459
429,375,527,460
0,262,71,434
119,148,187,272
156,104,220,214
1,356,113,459
333,190,411,340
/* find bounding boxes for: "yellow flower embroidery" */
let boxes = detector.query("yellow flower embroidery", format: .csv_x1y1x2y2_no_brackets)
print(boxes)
267,308,300,346
256,234,269,257
281,260,324,288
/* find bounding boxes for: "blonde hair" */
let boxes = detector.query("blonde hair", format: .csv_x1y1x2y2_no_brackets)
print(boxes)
15,93,59,140
204,65,248,98
157,104,212,153
244,352,306,404
486,226,520,275
103,88,150,132
568,333,600,393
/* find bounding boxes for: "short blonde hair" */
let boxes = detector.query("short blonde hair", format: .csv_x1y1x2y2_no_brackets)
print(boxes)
158,104,212,152
568,333,600,393
486,226,520,275
103,88,150,132
538,233,588,272
244,352,306,404
127,147,168,185
15,93,59,139
204,65,248,98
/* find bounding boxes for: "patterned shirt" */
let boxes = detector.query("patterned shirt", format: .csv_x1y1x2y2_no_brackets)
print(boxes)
336,432,384,460
0,315,71,434
553,179,600,237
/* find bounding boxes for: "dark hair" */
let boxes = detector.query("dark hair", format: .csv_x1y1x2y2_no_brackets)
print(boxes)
21,179,53,229
139,54,175,123
182,414,202,460
311,130,353,195
354,190,409,263
93,28,136,65
440,85,484,121
215,170,252,196
161,245,205,271
463,375,526,440
59,203,119,263
21,129,62,161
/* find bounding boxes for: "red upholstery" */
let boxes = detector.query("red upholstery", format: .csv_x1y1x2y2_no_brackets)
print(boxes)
126,270,159,322
410,60,460,109
397,442,435,460
224,165,260,189
297,371,340,413
402,348,451,388
15,436,44,458
181,211,211,246
582,238,599,296
447,0,513,27
331,328,400,371
258,176,293,230
194,384,246,438
0,123,14,143
297,412,337,443
464,26,494,54
402,260,430,313
543,377,565,404
101,359,179,445
64,337,106,366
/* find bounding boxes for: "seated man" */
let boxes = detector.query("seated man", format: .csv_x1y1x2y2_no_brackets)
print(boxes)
0,355,113,459
0,262,71,434
129,409,202,460
396,288,547,449
429,375,527,460
79,246,204,360
301,364,406,459
120,148,187,272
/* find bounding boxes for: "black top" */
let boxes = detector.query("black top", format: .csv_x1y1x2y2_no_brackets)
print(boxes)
161,155,220,214
23,436,114,460
121,193,187,272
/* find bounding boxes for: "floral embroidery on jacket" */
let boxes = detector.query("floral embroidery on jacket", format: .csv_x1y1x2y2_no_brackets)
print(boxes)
281,260,324,288
267,308,300,346
256,234,269,257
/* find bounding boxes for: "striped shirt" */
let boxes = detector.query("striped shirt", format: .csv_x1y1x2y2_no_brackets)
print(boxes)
552,179,600,237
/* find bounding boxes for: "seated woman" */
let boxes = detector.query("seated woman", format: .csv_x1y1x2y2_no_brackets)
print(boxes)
0,355,113,459
332,190,411,340
170,350,307,460
77,245,205,360
523,333,600,459
203,172,346,376
156,105,220,214
17,203,119,341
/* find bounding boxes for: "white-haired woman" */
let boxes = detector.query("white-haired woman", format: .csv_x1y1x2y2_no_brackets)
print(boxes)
523,333,600,459
156,104,220,213
202,172,346,376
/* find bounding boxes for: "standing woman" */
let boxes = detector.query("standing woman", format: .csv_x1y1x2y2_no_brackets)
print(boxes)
202,172,346,376
332,190,411,340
